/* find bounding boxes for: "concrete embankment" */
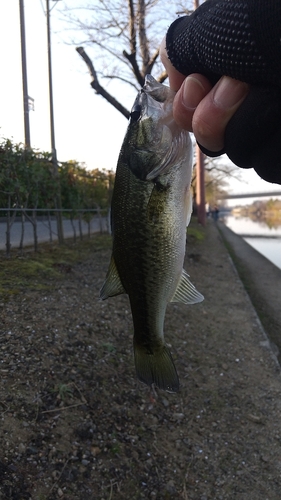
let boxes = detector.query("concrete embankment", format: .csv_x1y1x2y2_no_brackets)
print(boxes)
218,221,281,361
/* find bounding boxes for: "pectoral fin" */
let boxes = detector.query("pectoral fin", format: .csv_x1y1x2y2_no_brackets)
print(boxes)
171,269,204,304
100,256,126,300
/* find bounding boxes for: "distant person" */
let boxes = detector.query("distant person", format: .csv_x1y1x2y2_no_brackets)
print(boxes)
212,205,219,222
160,0,281,185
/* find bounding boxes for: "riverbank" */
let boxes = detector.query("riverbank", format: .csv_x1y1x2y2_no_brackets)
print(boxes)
1,221,281,499
218,221,281,362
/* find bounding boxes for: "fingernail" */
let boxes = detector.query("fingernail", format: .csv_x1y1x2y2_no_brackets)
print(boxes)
213,77,249,109
181,76,207,109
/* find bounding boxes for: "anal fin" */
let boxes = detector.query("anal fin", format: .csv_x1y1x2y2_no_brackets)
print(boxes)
171,269,204,304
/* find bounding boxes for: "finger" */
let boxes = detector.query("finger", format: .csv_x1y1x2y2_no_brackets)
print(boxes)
160,37,186,91
192,76,250,151
173,74,212,131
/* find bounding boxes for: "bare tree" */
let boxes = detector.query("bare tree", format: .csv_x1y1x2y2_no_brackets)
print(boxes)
190,151,243,204
62,0,242,204
204,157,243,205
62,0,193,117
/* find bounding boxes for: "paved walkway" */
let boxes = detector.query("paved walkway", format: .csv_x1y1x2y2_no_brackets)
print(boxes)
218,221,281,359
0,216,109,251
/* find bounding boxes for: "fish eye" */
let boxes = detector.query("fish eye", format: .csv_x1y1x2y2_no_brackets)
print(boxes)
130,104,142,122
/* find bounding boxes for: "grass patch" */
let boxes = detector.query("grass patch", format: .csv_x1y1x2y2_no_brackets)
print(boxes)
0,234,112,298
187,217,205,242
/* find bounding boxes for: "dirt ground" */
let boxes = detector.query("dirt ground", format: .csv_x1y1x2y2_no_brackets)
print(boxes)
1,220,281,500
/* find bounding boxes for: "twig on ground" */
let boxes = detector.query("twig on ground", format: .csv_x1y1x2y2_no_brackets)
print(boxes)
41,403,86,414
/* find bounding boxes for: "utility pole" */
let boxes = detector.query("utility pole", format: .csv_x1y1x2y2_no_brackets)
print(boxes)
19,0,31,148
196,146,206,226
46,0,64,243
194,0,206,226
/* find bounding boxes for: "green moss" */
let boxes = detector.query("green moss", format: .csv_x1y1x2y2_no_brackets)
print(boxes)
0,234,112,298
52,383,73,402
187,218,205,242
102,342,117,353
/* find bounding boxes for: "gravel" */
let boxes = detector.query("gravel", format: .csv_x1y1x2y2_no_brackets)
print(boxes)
1,223,281,499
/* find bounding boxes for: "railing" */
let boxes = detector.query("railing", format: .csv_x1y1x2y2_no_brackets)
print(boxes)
0,208,110,256
219,190,281,200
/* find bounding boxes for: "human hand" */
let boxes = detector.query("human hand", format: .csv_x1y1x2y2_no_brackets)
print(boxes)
161,41,249,153
160,0,281,184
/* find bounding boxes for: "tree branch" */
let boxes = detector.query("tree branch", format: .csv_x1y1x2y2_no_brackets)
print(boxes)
138,0,150,74
103,74,139,91
123,50,145,86
121,0,145,87
146,48,159,75
76,46,130,119
128,0,136,55
157,70,168,84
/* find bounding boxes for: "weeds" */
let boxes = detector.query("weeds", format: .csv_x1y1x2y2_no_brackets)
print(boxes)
52,383,73,402
187,218,205,242
0,234,112,298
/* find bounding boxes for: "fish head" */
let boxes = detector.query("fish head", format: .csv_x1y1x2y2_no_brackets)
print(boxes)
124,75,191,181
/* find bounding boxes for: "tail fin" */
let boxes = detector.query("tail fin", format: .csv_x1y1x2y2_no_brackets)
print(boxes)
134,342,179,393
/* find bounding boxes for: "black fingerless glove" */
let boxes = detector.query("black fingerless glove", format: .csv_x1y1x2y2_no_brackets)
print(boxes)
166,0,281,184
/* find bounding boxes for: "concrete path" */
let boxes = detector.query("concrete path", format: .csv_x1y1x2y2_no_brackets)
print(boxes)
218,221,281,359
0,216,109,251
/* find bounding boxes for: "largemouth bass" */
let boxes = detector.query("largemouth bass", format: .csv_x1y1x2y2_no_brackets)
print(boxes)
100,75,203,392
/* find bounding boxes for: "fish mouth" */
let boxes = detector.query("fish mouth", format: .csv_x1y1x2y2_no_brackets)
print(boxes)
130,91,148,123
143,74,173,102
131,88,164,124
129,75,191,181
130,75,173,125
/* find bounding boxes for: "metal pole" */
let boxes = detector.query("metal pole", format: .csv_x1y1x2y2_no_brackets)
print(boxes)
19,0,31,148
46,0,64,243
46,0,56,162
194,0,206,226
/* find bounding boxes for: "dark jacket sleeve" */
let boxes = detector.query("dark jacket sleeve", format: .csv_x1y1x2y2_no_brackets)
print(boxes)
166,0,281,184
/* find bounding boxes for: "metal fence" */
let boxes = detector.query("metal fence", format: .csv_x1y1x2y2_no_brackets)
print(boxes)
0,208,110,256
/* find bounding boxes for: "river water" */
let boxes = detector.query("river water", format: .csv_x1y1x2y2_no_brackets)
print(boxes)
223,214,281,271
